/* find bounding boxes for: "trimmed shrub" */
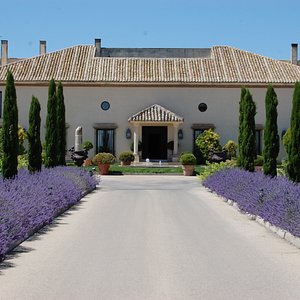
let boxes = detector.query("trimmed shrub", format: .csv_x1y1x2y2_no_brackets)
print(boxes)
287,82,300,182
92,152,116,165
199,160,236,181
263,85,279,177
237,87,247,167
180,153,197,165
239,88,257,172
28,96,42,173
2,70,19,179
45,79,57,168
56,81,66,166
119,151,135,163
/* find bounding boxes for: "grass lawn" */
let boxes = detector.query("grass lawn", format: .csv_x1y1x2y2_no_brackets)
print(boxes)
83,164,205,175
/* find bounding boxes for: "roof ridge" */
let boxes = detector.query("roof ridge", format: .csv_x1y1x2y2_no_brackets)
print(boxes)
1,44,300,84
214,45,294,65
1,45,95,67
128,103,184,123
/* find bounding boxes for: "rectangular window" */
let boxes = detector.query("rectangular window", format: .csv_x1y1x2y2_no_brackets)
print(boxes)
192,125,215,164
193,129,205,153
96,129,115,154
0,91,2,118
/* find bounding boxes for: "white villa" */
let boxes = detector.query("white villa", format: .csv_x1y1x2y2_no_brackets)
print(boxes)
0,39,300,162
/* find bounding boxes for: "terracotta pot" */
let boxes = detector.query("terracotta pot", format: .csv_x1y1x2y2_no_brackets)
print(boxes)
98,164,110,175
255,166,262,172
83,159,92,166
182,165,195,176
121,161,131,166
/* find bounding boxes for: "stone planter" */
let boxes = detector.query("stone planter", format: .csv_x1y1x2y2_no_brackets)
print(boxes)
182,165,195,176
98,164,110,175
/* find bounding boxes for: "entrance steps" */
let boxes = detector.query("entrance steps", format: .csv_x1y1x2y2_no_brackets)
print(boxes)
131,161,181,168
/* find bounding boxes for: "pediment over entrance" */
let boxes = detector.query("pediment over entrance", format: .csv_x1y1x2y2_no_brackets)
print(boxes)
128,104,184,123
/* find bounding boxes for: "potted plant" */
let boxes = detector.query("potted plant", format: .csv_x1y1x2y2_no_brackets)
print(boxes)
119,151,135,166
82,141,94,166
92,152,116,175
180,152,197,176
254,155,264,172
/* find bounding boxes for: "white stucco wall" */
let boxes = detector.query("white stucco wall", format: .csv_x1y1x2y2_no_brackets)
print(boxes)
0,84,293,161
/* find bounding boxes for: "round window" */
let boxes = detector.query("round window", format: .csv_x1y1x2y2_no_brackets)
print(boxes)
198,103,207,112
101,101,110,111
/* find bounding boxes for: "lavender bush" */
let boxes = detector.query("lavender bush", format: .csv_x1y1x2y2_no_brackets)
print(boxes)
0,167,98,259
203,168,300,238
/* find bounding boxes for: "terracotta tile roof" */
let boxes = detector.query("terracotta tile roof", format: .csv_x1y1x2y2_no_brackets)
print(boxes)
128,104,184,123
1,45,300,84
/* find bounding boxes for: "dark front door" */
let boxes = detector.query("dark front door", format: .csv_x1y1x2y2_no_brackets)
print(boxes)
142,126,167,160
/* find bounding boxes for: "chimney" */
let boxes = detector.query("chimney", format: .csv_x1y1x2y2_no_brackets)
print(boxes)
1,40,8,66
291,43,298,65
95,38,101,57
39,40,46,55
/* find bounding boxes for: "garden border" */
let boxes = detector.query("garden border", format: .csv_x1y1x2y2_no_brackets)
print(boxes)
205,187,300,250
1,185,97,262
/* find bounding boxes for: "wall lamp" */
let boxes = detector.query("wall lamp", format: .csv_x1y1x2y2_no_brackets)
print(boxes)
178,129,183,140
126,128,132,139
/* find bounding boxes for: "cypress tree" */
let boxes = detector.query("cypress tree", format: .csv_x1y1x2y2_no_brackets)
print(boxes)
287,82,300,182
263,85,279,177
241,89,256,171
28,96,42,173
44,79,57,168
2,70,18,179
237,87,247,167
56,81,66,166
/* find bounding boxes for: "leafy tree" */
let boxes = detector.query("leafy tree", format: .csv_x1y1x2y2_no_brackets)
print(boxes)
56,81,66,166
287,82,300,182
263,85,279,177
2,70,19,179
28,96,42,173
195,129,221,161
237,87,247,167
224,140,237,159
18,125,27,155
44,79,57,168
239,88,256,171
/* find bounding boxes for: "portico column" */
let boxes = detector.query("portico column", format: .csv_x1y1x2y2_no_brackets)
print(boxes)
133,123,140,162
173,123,179,161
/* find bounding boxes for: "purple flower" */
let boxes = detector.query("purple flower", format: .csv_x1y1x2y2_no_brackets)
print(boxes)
0,167,99,258
203,168,300,238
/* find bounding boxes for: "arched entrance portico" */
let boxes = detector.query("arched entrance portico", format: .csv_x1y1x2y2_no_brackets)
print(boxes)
128,104,184,162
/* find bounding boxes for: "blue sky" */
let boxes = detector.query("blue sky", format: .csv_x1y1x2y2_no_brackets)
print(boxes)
1,0,300,60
